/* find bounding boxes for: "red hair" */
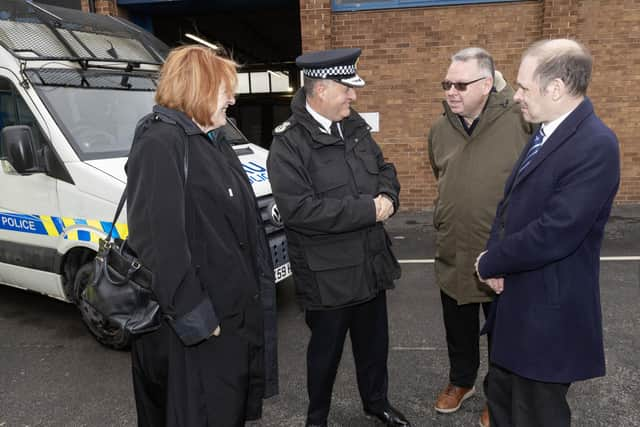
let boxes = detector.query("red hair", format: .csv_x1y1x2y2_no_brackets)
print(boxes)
155,45,238,126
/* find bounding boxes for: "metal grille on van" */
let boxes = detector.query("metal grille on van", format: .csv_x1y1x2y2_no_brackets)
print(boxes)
0,0,166,63
0,21,69,57
0,19,154,63
25,68,157,90
257,195,289,270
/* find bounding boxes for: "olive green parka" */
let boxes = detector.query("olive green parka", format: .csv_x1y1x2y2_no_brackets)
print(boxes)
428,86,533,304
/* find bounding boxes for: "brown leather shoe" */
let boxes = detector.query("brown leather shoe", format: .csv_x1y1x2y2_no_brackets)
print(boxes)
434,384,475,413
479,404,490,427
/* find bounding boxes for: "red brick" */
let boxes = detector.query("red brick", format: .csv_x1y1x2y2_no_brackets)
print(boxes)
299,0,640,209
93,0,640,208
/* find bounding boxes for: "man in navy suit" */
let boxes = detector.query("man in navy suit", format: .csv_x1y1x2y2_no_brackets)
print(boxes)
475,39,620,427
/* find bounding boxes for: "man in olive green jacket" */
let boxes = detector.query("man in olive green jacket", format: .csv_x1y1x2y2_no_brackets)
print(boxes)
427,48,532,426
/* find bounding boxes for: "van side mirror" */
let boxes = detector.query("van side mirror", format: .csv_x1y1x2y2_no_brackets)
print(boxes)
1,125,43,174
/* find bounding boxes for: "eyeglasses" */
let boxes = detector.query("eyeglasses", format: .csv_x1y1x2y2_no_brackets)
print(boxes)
441,77,487,91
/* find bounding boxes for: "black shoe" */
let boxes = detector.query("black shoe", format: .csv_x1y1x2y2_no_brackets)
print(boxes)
364,404,411,426
305,422,327,427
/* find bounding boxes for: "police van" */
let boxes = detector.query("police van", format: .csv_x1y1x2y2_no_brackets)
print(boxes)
0,0,290,348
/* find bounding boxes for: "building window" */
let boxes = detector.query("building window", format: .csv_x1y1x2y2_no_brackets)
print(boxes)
236,71,293,95
332,0,521,12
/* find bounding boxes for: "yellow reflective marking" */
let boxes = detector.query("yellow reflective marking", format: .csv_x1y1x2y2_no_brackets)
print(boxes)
41,216,59,236
115,223,129,240
62,217,77,240
87,219,103,243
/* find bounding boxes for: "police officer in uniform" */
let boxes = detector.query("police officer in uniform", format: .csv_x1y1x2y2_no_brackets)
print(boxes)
267,48,410,427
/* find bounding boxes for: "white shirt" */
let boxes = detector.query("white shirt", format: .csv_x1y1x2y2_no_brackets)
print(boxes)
305,102,343,138
540,108,575,146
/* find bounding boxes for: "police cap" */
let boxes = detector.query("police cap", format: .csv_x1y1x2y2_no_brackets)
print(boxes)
296,48,365,88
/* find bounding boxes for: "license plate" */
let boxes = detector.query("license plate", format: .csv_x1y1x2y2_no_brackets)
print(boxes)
274,262,292,283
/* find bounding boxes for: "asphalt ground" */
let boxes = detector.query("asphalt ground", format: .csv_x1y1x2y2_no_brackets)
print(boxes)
1,206,639,427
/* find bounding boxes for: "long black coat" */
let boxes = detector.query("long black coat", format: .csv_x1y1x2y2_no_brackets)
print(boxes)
267,89,401,310
126,105,277,425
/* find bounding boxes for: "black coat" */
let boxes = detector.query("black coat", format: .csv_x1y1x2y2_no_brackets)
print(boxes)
126,105,277,424
267,89,401,310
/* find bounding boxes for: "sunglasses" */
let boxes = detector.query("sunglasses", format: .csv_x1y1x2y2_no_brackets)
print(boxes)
441,77,487,91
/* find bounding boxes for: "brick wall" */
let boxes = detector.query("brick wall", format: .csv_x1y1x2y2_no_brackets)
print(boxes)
300,0,332,51
300,0,640,209
80,0,128,18
562,0,640,204
88,0,640,209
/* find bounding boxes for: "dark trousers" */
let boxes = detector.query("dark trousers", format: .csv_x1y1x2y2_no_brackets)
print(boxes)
488,364,571,427
131,321,254,427
305,292,390,425
131,322,169,427
440,291,491,389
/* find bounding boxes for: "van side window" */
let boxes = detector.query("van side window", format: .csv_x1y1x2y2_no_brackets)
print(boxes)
0,77,46,150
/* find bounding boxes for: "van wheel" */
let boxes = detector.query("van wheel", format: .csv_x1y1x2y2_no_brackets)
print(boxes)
73,262,131,350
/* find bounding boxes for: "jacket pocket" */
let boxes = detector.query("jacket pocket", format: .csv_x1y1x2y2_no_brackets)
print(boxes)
373,251,400,290
189,240,206,289
372,230,401,289
224,212,248,251
355,153,380,195
313,167,349,196
361,153,380,175
304,236,368,307
316,177,347,193
432,197,441,230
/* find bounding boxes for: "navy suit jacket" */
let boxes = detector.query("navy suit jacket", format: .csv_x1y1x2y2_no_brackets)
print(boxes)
478,98,620,383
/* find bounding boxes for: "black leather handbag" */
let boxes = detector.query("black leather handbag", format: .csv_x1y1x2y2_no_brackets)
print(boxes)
80,189,161,335
80,114,190,335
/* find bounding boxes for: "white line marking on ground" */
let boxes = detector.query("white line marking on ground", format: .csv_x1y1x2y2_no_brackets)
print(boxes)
398,259,435,264
398,256,640,264
391,346,441,351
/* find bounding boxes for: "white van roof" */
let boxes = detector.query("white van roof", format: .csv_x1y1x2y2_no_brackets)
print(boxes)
0,0,168,65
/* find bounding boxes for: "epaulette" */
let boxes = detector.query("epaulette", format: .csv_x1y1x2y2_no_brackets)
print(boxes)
152,112,177,125
273,118,298,135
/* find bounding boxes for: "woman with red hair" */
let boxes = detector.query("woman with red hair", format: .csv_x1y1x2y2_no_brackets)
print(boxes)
126,45,277,427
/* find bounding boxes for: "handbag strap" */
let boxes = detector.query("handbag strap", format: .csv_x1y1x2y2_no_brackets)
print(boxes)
106,188,129,242
106,120,190,242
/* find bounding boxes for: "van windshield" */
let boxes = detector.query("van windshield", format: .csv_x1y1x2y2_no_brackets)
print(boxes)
33,80,156,160
31,69,249,160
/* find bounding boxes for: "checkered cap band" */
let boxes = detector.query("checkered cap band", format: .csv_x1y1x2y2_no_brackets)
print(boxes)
304,64,357,79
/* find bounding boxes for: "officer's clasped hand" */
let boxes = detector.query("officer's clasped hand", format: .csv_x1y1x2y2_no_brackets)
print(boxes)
374,195,394,222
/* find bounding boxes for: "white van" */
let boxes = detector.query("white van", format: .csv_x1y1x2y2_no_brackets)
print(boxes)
0,0,290,348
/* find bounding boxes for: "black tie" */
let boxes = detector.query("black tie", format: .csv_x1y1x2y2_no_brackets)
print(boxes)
330,121,342,139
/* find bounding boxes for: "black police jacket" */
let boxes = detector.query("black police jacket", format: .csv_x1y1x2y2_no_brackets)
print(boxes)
267,89,401,310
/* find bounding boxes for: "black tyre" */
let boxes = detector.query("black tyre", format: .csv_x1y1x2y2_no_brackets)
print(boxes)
73,262,131,350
